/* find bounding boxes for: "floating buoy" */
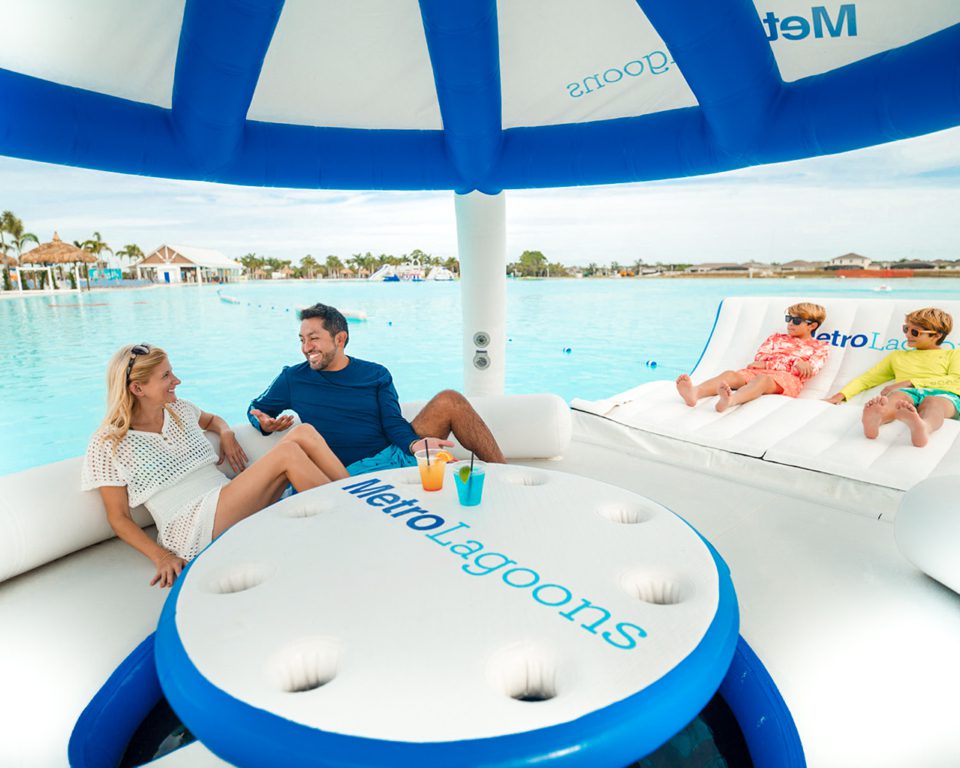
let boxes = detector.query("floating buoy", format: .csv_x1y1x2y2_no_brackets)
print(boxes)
645,360,658,368
387,321,393,326
562,347,572,355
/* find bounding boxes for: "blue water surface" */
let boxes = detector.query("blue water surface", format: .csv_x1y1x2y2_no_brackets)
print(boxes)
4,277,960,475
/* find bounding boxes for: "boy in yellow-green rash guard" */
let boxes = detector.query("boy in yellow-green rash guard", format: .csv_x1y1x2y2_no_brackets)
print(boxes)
825,308,960,447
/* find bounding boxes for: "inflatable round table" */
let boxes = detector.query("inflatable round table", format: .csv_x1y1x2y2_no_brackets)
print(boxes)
155,465,738,767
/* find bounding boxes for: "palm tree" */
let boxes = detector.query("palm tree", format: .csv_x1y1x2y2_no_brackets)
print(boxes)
1,211,39,265
115,244,144,273
325,255,344,279
82,231,113,272
300,255,319,279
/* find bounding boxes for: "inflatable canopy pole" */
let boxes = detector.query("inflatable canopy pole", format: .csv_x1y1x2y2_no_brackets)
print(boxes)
455,191,506,396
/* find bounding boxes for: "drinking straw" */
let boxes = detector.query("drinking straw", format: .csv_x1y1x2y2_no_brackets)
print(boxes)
469,451,475,474
425,441,430,466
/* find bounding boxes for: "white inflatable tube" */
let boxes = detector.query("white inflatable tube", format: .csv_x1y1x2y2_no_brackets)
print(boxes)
895,476,960,595
0,395,570,583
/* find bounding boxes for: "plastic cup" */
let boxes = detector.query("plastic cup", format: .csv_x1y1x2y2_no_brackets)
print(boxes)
415,449,450,492
454,462,486,506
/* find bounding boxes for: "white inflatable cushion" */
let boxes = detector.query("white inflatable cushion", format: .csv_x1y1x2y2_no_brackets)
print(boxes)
0,423,282,584
0,396,571,583
573,297,960,491
161,467,726,754
401,393,572,460
895,476,960,595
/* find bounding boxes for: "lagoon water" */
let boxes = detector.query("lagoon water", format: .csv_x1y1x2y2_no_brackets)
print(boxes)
5,276,960,475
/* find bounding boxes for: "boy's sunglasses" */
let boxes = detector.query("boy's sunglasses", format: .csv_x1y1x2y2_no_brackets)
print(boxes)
785,315,815,325
126,343,151,382
902,325,937,338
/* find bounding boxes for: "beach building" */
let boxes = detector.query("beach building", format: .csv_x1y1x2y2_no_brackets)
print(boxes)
135,245,243,284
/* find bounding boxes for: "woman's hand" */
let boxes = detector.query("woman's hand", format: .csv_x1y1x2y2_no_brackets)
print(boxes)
793,360,814,378
746,361,765,369
824,393,845,404
150,551,186,588
217,429,248,473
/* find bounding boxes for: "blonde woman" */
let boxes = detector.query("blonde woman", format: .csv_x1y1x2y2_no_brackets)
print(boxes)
81,343,348,587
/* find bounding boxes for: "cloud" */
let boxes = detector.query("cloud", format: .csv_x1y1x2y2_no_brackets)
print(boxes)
1,126,958,266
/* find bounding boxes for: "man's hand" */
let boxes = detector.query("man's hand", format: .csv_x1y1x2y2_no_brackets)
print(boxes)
410,437,455,454
824,393,845,404
250,408,295,434
793,360,814,379
217,429,248,473
881,380,913,396
151,551,186,588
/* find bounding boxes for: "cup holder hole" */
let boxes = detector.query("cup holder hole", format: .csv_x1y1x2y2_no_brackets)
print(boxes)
621,572,686,605
208,562,276,594
280,500,333,518
269,637,340,693
503,471,548,487
396,468,421,485
596,501,655,524
490,646,558,703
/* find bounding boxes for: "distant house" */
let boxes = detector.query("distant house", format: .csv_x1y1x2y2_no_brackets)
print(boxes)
891,260,936,270
136,244,243,284
685,263,746,273
826,252,871,270
780,260,824,272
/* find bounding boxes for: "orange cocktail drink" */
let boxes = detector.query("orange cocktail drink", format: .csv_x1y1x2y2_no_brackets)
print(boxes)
415,449,454,491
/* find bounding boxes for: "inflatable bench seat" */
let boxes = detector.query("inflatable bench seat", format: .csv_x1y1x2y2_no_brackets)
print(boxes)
572,296,960,492
0,394,570,583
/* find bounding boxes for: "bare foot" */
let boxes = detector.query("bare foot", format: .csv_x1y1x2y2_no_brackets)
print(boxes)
716,382,733,413
676,374,698,407
894,399,929,447
862,395,887,439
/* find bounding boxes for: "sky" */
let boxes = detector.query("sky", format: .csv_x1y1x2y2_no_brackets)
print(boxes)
1,125,959,267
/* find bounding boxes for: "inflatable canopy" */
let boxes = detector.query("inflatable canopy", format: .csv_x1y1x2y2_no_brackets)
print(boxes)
1,0,959,192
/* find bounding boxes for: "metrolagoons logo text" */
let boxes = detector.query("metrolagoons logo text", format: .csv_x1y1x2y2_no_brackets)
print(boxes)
819,329,956,350
341,477,648,652
566,4,857,99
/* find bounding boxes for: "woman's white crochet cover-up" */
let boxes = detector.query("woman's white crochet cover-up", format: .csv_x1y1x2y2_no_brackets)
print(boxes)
81,398,228,560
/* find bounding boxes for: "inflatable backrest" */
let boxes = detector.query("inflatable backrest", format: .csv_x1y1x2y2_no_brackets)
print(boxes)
693,297,960,400
0,396,571,583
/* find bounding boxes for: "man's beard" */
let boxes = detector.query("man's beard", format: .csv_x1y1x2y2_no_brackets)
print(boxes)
308,350,336,370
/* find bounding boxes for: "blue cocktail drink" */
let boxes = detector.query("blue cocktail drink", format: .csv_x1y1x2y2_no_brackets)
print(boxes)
454,462,486,506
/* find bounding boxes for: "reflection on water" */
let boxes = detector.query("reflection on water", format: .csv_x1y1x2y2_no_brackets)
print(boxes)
5,277,960,474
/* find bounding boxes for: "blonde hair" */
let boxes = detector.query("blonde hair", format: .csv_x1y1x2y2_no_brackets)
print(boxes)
787,302,826,329
905,307,953,344
102,344,178,446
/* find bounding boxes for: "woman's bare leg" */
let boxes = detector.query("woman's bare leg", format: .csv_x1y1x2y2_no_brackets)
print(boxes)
716,374,780,412
279,423,349,481
677,371,747,407
212,442,329,537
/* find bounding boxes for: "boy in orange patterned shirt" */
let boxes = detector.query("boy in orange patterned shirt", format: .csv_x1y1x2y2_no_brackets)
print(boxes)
676,302,829,412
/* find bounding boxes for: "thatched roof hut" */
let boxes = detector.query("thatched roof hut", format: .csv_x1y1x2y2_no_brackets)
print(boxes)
20,232,96,264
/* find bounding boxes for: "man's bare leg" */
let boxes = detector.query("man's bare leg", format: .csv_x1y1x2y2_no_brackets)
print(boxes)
411,389,506,463
676,371,748,408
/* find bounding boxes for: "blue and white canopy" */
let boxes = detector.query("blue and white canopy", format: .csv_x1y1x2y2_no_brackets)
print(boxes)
1,0,958,192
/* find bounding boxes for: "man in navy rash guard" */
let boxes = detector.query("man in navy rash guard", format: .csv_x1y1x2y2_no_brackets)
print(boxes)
248,303,506,475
